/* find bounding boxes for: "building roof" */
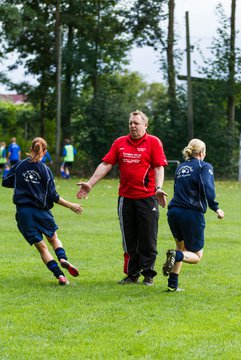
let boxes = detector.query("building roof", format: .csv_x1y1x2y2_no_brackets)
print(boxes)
0,94,26,104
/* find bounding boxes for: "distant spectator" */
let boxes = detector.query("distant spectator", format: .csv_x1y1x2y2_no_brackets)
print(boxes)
0,141,9,177
41,150,53,165
60,138,77,179
7,137,21,166
0,141,7,170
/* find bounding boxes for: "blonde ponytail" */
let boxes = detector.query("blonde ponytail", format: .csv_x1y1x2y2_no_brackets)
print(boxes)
30,137,47,162
182,138,206,160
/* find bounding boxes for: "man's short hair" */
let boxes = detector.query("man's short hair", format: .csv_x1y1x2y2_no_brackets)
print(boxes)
129,110,149,125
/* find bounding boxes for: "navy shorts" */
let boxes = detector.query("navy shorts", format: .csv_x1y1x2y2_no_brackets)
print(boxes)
167,207,205,252
63,161,73,170
16,206,58,246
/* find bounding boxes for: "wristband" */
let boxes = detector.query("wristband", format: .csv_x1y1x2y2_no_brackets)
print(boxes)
155,186,162,191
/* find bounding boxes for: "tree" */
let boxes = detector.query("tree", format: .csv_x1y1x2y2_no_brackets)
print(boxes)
71,71,169,169
127,0,185,138
198,2,241,124
167,0,178,125
0,1,58,137
0,1,132,143
193,1,241,176
0,100,41,146
59,1,131,137
227,0,236,128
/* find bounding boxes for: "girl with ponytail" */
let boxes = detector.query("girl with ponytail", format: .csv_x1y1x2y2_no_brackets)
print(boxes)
2,137,83,286
162,138,224,292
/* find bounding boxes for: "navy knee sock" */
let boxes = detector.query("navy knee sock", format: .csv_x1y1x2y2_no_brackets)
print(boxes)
175,250,184,262
55,247,67,261
47,260,64,278
168,272,179,289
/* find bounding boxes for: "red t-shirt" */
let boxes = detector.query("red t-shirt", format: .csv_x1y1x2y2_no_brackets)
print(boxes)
102,133,168,199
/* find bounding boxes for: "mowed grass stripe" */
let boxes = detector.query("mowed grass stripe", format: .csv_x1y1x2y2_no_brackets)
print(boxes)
0,179,240,359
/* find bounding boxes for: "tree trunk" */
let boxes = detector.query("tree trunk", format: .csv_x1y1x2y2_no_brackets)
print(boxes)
40,97,45,137
92,0,101,100
167,0,178,124
62,23,74,138
227,0,236,128
185,11,194,140
55,0,62,166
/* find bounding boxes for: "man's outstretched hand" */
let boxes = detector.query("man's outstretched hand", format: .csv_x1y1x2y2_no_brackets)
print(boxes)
76,182,92,199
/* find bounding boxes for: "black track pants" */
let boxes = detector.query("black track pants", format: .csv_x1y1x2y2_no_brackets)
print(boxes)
118,196,159,277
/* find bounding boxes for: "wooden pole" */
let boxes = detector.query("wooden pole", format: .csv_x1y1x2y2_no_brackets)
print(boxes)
239,134,241,181
227,0,236,128
55,0,62,171
185,11,194,140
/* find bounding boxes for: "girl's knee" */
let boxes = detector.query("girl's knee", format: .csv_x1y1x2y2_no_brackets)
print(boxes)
46,233,57,243
34,240,48,253
195,251,203,263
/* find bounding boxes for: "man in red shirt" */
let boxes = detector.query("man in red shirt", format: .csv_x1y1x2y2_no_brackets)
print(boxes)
77,110,168,285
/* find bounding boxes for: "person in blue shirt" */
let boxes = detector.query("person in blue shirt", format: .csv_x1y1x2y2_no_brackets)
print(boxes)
2,137,83,286
60,138,77,179
162,138,224,292
41,150,53,165
7,137,21,166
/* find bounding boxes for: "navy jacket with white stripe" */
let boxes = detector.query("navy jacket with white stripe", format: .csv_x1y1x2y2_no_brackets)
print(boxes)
2,158,59,210
168,157,219,213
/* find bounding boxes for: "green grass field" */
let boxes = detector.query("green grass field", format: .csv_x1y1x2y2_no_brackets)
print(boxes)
1,178,241,360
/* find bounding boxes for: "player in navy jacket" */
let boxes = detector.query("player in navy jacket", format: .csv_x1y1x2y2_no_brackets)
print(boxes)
162,138,224,292
2,137,83,286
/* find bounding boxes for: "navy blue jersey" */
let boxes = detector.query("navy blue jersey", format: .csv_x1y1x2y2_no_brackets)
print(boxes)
168,157,219,213
2,158,59,210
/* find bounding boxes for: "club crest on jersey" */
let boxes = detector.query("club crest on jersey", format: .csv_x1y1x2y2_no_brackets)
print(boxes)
176,165,193,178
23,170,41,184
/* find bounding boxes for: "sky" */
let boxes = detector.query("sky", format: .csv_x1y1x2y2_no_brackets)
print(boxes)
0,0,240,93
128,0,241,83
